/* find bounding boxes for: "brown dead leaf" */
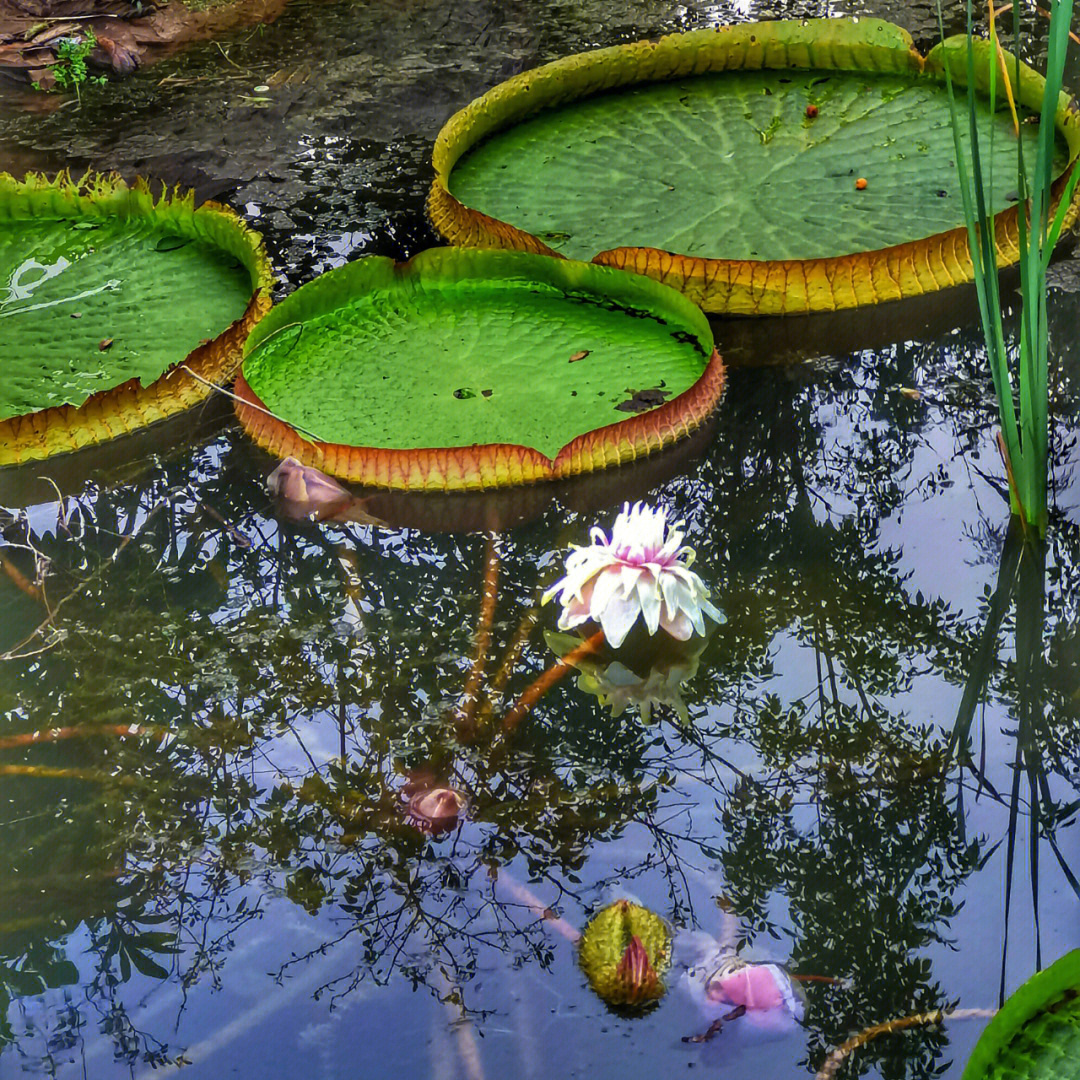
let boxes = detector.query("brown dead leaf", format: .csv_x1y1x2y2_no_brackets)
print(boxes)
99,338,114,351
568,350,590,363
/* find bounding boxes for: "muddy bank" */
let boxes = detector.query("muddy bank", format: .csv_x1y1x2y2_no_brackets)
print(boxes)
0,0,288,99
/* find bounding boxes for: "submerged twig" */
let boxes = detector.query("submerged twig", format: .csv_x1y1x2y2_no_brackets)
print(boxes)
496,871,582,943
0,550,42,601
488,606,540,699
816,1008,995,1080
0,723,167,751
0,499,167,662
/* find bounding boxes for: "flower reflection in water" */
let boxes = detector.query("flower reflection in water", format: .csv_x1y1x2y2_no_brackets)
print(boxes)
401,784,467,837
546,625,710,723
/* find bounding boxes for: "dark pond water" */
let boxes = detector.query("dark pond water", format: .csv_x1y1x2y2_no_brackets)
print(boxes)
2,1,1080,1077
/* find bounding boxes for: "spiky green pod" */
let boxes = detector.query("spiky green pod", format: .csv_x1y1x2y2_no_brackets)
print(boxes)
578,899,671,1008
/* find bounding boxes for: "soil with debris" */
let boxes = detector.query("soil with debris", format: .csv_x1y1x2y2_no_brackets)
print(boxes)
0,0,288,93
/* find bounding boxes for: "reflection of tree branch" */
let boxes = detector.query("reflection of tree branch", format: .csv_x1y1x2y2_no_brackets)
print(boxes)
1,496,169,661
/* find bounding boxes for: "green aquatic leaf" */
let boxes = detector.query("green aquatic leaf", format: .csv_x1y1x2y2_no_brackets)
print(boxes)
432,18,1080,314
963,951,1080,1080
240,247,717,464
0,171,273,466
0,215,252,422
449,66,1051,264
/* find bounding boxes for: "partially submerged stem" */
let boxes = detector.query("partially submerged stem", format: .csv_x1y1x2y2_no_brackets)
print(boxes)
996,429,1029,532
0,723,167,751
488,606,540,699
0,763,138,783
938,0,1073,535
501,630,605,732
0,550,42,601
456,535,500,733
496,870,582,943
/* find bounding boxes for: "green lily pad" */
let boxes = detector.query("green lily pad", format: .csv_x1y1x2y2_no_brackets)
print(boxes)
429,19,1080,314
0,171,272,465
1,218,252,421
963,951,1080,1080
449,68,1049,263
235,248,724,491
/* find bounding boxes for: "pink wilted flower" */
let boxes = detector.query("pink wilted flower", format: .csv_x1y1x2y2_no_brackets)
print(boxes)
542,502,724,649
267,457,353,522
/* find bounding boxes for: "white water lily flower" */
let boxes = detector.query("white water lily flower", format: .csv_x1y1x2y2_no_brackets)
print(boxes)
542,502,724,649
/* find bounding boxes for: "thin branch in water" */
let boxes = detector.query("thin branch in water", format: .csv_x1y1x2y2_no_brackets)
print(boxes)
816,1008,996,1080
0,550,42,601
1,498,168,661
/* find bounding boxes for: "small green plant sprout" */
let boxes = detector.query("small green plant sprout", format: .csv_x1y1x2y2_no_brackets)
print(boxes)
938,0,1080,538
50,29,108,100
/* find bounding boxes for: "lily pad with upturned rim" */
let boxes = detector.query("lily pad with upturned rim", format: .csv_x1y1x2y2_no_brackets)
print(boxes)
962,951,1080,1080
233,248,724,492
429,18,1080,315
0,171,273,465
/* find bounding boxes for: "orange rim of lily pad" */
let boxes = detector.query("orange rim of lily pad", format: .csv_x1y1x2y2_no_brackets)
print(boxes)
233,248,724,492
428,18,1080,315
0,171,273,466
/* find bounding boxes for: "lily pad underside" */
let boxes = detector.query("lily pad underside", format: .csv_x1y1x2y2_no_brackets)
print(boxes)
234,248,724,492
0,171,272,465
430,18,1080,315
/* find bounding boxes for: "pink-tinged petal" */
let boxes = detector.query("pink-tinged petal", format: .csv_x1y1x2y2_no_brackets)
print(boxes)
557,580,597,631
550,502,720,649
584,569,623,628
588,525,612,548
705,966,786,1010
659,608,695,641
268,458,354,521
616,935,659,1003
599,595,643,648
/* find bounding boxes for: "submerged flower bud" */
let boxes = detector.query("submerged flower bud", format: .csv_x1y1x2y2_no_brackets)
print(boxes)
267,457,353,522
402,786,466,836
542,502,724,649
267,457,385,526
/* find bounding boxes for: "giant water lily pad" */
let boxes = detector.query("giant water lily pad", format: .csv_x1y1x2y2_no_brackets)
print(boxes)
0,172,272,465
234,248,723,491
963,951,1080,1079
429,18,1080,315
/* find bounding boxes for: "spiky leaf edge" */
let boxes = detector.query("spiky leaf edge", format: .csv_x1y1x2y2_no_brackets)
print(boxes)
428,19,1080,315
0,171,273,465
234,247,725,492
961,950,1080,1080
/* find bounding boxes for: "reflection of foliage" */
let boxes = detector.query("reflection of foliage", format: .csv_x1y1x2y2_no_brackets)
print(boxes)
952,523,1080,997
0,457,678,1053
1,285,1080,1075
711,693,977,1078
